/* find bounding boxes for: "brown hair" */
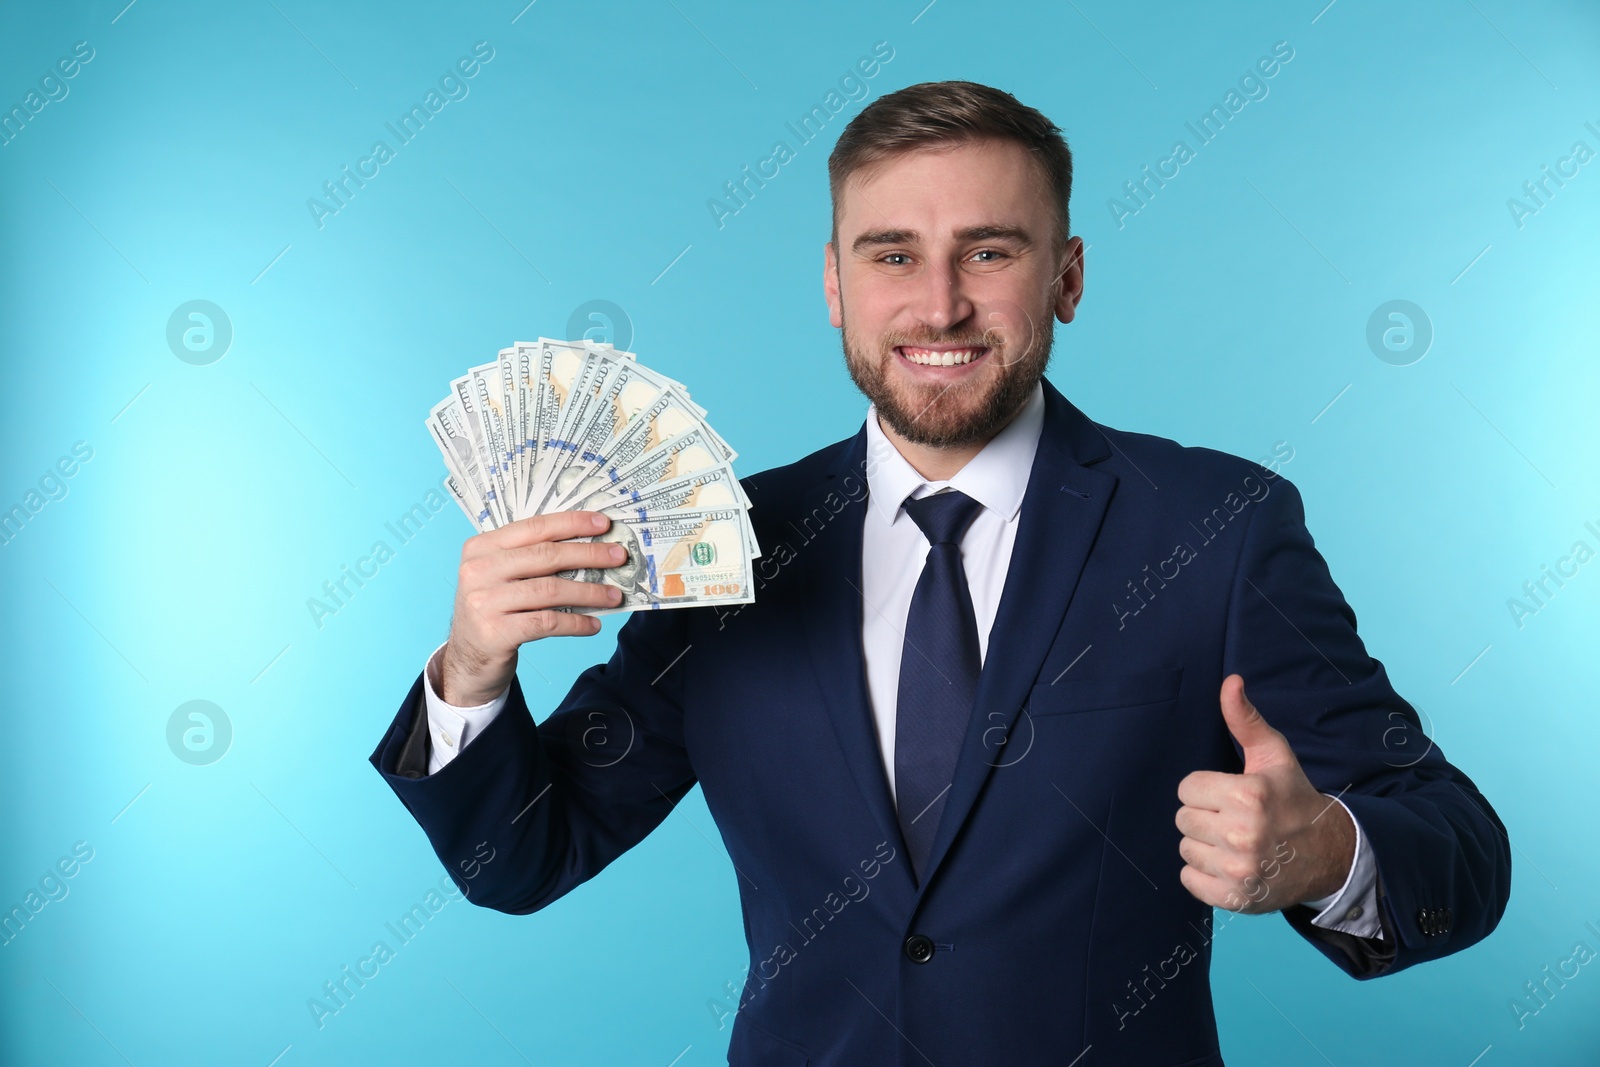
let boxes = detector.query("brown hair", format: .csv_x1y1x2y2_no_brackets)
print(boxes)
827,80,1073,247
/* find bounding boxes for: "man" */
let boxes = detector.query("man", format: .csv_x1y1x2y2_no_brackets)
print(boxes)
371,81,1510,1065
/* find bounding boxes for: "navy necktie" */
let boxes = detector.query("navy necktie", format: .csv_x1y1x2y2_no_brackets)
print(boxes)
894,488,985,882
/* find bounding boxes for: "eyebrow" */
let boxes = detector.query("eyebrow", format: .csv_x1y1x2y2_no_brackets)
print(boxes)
850,224,1034,254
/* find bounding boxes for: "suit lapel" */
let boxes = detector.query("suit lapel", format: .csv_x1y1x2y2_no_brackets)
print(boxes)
793,380,1118,900
916,379,1120,888
796,429,919,901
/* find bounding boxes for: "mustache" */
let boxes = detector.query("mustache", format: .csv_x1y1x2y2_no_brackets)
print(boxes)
879,326,1004,351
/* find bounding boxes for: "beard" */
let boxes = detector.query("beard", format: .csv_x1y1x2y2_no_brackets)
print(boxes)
840,300,1055,449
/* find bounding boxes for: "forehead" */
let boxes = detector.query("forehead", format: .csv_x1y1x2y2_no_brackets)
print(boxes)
835,138,1052,239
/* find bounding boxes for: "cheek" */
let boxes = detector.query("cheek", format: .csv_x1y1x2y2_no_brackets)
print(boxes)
840,279,906,331
974,293,1048,346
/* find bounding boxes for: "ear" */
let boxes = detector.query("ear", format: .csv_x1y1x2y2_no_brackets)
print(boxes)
824,240,843,329
1053,236,1086,325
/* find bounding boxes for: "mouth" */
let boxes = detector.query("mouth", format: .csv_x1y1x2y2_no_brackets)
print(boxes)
894,344,992,370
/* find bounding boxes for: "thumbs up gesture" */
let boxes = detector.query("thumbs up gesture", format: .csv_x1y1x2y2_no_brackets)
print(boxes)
1175,675,1357,913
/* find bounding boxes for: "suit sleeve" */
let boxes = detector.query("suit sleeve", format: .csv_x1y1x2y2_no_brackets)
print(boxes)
1222,469,1511,978
368,606,697,914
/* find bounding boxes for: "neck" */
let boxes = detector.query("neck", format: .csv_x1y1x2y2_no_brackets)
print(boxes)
877,407,1018,482
883,428,983,481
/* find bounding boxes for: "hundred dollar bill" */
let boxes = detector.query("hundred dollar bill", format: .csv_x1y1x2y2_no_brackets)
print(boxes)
496,346,526,505
533,346,619,511
597,498,758,563
432,391,504,527
558,506,756,614
549,395,732,512
521,339,573,511
442,472,491,531
589,464,756,559
589,462,750,514
605,351,705,417
511,341,543,493
470,360,518,514
542,352,668,512
562,422,726,511
441,379,508,531
451,370,508,525
526,338,611,512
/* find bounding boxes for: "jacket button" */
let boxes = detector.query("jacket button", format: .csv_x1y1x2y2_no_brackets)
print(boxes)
904,934,935,964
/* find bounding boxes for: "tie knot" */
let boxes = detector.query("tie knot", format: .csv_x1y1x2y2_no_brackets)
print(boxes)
903,489,983,546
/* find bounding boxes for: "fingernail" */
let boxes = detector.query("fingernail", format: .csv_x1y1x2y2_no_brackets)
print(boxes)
609,544,626,563
590,513,608,530
608,585,623,603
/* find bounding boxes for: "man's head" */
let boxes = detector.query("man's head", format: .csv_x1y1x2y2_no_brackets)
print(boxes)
824,81,1084,451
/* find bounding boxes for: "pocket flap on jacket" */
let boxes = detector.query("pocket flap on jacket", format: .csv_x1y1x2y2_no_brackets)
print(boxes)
1027,666,1184,716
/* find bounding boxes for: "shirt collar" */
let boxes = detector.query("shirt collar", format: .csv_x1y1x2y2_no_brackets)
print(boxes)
864,380,1046,527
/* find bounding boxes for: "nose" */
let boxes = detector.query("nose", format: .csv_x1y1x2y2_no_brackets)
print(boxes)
911,258,975,334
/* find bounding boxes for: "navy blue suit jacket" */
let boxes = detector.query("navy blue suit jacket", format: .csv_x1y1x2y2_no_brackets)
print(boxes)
371,378,1510,1066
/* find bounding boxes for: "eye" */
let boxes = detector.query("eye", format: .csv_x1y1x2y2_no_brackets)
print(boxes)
880,253,912,266
969,248,1008,263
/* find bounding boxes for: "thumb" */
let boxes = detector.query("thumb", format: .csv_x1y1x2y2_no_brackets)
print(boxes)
1220,675,1293,771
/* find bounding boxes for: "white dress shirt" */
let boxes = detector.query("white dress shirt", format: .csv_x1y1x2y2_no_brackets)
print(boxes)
420,381,1381,937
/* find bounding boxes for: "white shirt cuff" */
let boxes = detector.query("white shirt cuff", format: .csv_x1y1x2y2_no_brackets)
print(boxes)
421,642,510,775
1301,793,1383,940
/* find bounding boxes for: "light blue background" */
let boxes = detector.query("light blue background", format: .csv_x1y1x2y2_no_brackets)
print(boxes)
2,1,1596,1063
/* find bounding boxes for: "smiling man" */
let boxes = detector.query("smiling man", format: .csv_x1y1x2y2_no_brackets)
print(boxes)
372,81,1510,1065
828,138,1060,466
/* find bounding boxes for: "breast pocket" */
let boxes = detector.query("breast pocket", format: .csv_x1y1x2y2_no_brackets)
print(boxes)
1026,666,1184,716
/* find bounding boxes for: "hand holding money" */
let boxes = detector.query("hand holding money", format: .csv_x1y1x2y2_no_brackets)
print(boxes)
427,337,758,703
440,511,625,706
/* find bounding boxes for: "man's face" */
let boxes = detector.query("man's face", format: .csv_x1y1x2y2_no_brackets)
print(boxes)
824,138,1085,448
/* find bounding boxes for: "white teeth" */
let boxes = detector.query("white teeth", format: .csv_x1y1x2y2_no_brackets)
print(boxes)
901,347,982,366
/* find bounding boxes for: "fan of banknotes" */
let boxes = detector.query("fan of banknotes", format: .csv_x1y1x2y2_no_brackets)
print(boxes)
426,337,758,615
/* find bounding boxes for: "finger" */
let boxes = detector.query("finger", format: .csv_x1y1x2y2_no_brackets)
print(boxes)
493,575,624,614
505,608,606,642
1178,863,1237,910
1176,769,1236,811
1174,805,1227,847
473,510,612,554
1220,674,1292,771
1179,863,1261,913
1178,837,1261,885
454,580,565,653
487,539,627,582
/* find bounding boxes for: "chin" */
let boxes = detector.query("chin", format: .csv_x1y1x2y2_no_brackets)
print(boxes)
841,323,1051,449
881,389,1011,448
